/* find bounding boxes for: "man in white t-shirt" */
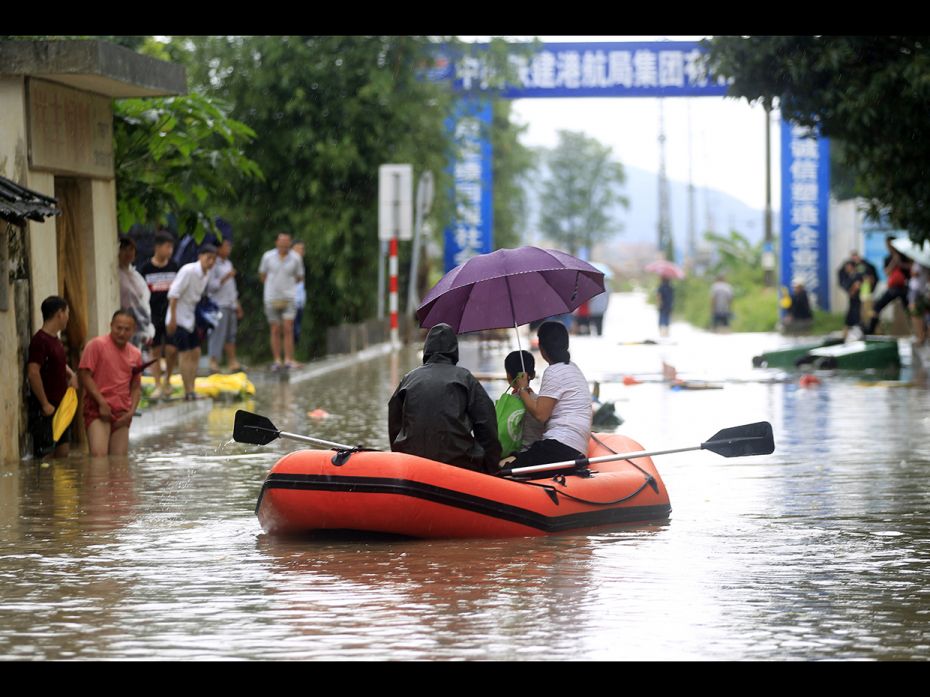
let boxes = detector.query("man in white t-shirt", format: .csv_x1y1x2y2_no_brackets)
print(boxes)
167,244,217,400
206,237,243,373
258,232,304,371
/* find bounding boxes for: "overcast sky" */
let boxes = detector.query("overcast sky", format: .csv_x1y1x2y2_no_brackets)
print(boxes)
469,36,782,212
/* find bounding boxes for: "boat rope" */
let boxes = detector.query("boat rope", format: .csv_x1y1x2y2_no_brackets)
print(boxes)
591,433,659,494
517,477,655,507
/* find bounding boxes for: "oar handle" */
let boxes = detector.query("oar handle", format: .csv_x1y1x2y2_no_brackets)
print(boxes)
502,444,700,477
244,424,357,451
276,430,358,451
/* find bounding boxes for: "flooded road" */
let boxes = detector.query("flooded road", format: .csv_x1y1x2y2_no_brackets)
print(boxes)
2,292,929,660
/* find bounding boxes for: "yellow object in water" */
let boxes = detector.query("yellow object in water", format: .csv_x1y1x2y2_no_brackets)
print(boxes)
141,372,255,399
52,387,77,442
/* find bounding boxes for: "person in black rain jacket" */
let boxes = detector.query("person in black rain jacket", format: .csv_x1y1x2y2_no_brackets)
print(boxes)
388,323,502,474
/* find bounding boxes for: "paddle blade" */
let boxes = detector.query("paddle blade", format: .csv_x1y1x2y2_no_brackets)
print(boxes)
233,410,280,445
701,421,774,457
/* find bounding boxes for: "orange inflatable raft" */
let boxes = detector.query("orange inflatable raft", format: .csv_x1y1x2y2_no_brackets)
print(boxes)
255,433,671,538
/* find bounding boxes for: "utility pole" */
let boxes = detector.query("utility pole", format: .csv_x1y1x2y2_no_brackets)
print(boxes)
687,101,696,263
763,104,776,287
657,99,674,261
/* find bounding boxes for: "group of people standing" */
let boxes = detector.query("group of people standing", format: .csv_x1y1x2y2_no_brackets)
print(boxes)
121,232,228,401
27,227,310,459
28,298,144,458
838,237,929,343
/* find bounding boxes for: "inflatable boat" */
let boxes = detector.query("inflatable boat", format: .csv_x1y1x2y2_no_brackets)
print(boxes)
255,432,672,538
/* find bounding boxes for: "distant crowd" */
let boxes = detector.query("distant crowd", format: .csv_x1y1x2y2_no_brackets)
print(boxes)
838,236,928,344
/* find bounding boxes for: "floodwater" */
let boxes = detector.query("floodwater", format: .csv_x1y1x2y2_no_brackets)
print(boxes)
2,292,929,661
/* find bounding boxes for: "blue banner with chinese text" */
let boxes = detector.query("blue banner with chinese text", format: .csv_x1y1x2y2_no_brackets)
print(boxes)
444,98,494,272
780,121,830,311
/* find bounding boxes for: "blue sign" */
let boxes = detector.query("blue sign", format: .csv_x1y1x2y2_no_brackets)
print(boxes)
444,98,494,272
781,121,830,311
449,42,729,99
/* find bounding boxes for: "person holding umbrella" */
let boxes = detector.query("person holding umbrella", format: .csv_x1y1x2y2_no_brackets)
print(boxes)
510,321,592,471
414,246,605,474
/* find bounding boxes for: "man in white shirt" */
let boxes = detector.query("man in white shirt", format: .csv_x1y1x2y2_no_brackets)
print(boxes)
206,237,243,373
258,232,304,370
167,244,217,400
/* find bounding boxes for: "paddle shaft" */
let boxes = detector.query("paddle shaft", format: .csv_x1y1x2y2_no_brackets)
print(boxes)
504,444,700,477
247,424,356,451
279,430,356,450
503,423,773,477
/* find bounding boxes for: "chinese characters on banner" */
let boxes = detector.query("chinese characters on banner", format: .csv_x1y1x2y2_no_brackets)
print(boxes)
452,42,729,98
444,98,494,272
781,122,831,311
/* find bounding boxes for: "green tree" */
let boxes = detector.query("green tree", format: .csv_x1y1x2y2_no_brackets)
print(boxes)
169,36,458,360
491,99,537,249
705,36,930,243
114,94,263,239
537,130,628,255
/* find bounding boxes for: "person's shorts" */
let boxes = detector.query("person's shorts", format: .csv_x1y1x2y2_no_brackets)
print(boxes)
151,320,171,348
29,402,71,457
83,404,130,431
909,296,930,318
712,312,731,328
265,300,297,323
170,325,202,352
213,307,238,344
658,308,671,327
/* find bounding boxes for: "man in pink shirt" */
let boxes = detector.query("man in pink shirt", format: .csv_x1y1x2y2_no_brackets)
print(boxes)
79,310,144,457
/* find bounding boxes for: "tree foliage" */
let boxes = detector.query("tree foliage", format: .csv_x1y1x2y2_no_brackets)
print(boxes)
114,94,263,240
165,36,461,359
705,36,930,244
537,130,628,255
491,99,537,249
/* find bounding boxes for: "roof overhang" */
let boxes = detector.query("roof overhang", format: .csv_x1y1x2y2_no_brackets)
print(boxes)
0,40,186,98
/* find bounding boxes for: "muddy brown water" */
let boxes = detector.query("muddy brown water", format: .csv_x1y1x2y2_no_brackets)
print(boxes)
2,293,928,660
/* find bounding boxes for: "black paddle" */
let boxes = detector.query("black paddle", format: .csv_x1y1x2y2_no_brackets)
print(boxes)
501,421,775,477
233,410,359,451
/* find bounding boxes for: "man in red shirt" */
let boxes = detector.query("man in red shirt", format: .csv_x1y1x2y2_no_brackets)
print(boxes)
79,310,144,457
27,296,77,458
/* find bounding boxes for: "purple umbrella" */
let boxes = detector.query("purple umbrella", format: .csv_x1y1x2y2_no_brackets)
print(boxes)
416,246,605,334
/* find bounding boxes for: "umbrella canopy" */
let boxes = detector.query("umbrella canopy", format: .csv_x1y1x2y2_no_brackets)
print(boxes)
52,387,77,442
416,246,605,334
644,259,685,280
891,236,930,268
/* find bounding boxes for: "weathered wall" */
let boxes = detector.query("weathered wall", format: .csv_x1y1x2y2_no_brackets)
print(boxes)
27,172,57,329
0,77,29,462
88,178,119,337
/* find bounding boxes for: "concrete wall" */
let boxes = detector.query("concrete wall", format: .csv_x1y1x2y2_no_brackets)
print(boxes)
0,77,29,462
27,172,58,329
0,77,121,461
88,178,119,337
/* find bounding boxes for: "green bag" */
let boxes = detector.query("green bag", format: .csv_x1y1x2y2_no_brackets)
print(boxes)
495,387,526,456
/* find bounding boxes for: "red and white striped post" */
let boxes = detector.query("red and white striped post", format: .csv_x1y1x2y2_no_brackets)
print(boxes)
378,164,412,350
389,236,399,347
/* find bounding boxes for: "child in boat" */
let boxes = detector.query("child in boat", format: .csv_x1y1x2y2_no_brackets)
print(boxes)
503,350,545,455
